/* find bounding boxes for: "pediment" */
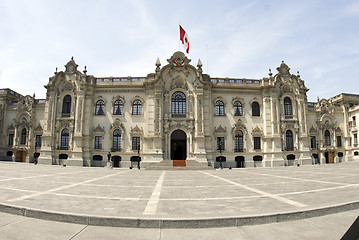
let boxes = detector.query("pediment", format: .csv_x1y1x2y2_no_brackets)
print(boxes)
131,125,143,134
8,124,15,132
35,124,43,133
252,126,262,134
309,126,317,133
214,125,226,134
93,124,105,133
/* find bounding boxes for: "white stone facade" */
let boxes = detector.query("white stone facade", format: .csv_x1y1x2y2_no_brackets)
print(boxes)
1,51,359,168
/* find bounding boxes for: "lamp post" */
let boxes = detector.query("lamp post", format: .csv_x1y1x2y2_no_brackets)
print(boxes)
137,144,141,169
316,140,320,164
216,139,225,169
107,152,112,168
33,147,39,165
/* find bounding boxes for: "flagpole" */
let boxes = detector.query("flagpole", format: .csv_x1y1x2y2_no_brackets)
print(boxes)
206,44,209,74
178,24,180,51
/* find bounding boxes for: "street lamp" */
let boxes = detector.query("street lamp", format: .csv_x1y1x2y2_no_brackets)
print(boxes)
216,139,226,169
137,144,141,169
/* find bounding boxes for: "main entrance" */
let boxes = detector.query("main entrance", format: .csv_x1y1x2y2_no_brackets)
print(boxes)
16,151,26,162
325,151,334,164
171,130,187,160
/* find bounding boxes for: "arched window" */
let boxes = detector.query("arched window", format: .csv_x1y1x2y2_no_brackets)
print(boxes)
132,100,142,115
62,95,71,115
20,128,27,145
113,130,121,151
61,129,69,150
325,130,331,146
171,91,186,114
252,102,260,116
286,130,294,151
234,101,243,116
284,97,293,116
235,131,244,152
95,100,105,115
215,100,225,116
113,100,123,115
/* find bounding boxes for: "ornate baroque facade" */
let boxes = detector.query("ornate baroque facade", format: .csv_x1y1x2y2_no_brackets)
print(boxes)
1,51,359,168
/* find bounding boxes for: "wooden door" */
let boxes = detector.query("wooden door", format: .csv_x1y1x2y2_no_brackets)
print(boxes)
16,151,22,162
16,151,27,162
328,152,334,164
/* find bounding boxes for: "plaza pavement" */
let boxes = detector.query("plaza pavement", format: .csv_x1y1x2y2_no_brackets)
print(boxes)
0,161,358,238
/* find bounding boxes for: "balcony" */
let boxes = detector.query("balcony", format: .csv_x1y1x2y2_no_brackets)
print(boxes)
171,113,186,118
58,146,69,150
234,148,245,153
111,147,122,152
61,113,71,118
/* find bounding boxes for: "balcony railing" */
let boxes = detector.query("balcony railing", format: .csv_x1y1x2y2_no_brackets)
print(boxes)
111,147,122,152
171,113,186,118
58,146,69,150
234,148,244,153
61,113,71,118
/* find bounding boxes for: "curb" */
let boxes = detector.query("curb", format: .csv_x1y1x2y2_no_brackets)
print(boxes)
0,201,358,228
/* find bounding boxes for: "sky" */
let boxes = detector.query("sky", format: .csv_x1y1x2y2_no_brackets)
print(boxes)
0,0,359,101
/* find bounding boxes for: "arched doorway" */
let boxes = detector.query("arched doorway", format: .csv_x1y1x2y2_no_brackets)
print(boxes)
171,130,187,160
235,156,245,168
112,156,121,168
59,154,68,166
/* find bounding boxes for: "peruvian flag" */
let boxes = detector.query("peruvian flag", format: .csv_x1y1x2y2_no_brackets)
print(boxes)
179,25,189,54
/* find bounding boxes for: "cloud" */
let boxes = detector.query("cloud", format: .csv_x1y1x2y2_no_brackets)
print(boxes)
345,0,359,15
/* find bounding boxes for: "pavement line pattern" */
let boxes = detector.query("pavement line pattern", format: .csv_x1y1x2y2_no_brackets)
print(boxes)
0,170,88,182
244,171,348,186
7,171,127,202
200,171,308,208
143,171,165,215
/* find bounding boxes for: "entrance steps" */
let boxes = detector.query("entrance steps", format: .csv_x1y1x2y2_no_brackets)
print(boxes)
145,160,213,170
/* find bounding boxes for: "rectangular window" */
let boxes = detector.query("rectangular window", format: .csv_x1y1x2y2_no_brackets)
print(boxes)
353,116,356,127
234,136,244,152
8,134,14,146
94,136,102,149
35,135,42,148
217,137,225,150
132,137,140,150
337,136,342,148
354,134,358,146
254,137,261,150
132,100,142,115
310,136,316,149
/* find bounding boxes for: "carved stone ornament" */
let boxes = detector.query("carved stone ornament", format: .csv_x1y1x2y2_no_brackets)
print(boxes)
252,126,263,136
276,61,290,76
309,126,317,134
131,125,143,135
167,51,191,68
171,76,187,89
65,57,79,74
34,124,43,134
93,124,105,134
111,118,125,132
214,125,226,136
7,124,15,133
233,119,247,134
20,95,34,113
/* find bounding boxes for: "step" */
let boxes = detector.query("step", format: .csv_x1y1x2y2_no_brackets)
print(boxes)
145,160,212,170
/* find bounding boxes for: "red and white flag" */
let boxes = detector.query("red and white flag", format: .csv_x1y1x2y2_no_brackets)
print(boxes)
179,25,189,53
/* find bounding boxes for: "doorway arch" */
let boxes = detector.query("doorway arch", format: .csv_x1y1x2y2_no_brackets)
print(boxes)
171,130,187,160
235,156,245,168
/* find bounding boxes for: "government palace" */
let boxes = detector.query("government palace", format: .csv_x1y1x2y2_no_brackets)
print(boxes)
1,51,359,168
